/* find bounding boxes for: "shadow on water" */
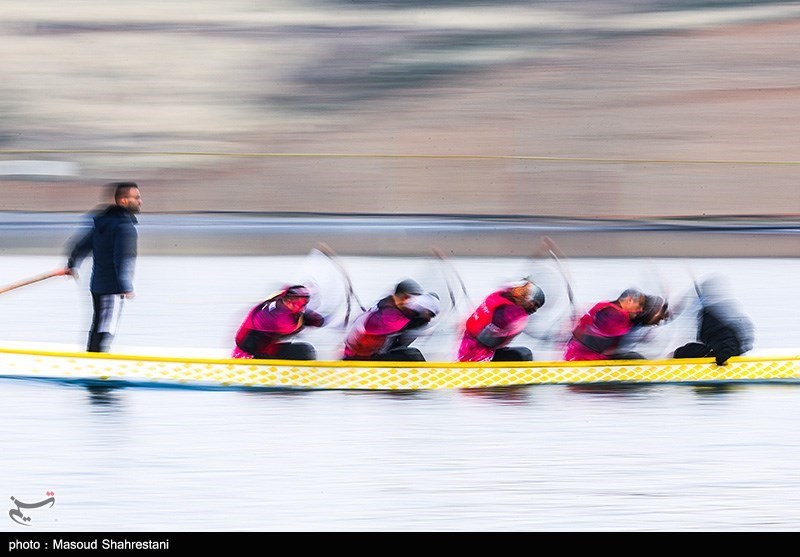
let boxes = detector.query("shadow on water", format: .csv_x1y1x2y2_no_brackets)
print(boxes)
82,381,126,410
240,388,315,398
687,381,800,398
242,387,435,400
565,383,656,398
690,383,741,397
344,389,431,400
460,385,533,404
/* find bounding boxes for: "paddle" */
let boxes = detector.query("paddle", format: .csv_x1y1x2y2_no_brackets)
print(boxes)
315,242,366,327
409,247,469,351
430,246,474,310
519,236,579,348
430,247,458,312
670,263,702,316
0,268,69,295
537,236,576,320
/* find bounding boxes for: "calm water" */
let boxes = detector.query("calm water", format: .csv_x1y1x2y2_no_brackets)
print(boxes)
1,254,799,531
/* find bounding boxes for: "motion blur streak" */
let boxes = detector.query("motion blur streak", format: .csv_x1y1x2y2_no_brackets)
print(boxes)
1,1,799,218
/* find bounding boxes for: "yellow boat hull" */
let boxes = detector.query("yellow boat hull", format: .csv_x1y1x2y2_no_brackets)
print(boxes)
1,346,799,390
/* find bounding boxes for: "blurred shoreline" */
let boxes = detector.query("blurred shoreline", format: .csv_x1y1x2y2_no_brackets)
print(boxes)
2,2,799,220
1,211,797,257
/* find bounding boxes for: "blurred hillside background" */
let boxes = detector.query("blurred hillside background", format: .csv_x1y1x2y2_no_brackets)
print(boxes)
1,0,799,254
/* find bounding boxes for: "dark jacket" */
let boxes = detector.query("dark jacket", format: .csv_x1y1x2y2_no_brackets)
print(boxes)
673,299,755,365
697,301,755,362
67,205,138,295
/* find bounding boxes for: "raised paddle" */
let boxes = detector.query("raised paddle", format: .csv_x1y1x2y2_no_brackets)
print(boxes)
536,236,576,317
0,268,69,295
315,242,366,327
521,236,579,345
430,245,474,309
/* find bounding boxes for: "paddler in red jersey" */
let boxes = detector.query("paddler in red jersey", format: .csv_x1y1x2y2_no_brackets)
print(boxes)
457,279,546,362
232,285,325,360
343,279,440,361
611,294,672,359
563,288,646,361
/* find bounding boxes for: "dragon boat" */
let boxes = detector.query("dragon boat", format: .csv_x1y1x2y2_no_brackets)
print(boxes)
1,345,798,390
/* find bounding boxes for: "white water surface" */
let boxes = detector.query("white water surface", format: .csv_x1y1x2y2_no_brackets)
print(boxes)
1,254,799,532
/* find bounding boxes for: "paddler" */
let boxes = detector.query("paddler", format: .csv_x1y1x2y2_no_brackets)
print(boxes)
342,279,441,361
563,288,646,361
673,275,754,365
232,284,324,360
457,278,546,362
608,294,672,359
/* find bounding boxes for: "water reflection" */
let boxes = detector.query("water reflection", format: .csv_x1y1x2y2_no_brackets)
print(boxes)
345,389,429,400
460,385,532,404
83,382,125,409
566,383,656,398
241,388,314,399
690,383,740,397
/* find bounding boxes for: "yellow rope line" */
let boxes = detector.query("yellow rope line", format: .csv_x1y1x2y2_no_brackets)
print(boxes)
2,149,800,166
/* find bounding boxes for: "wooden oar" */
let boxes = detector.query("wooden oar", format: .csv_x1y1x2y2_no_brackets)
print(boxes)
0,268,68,295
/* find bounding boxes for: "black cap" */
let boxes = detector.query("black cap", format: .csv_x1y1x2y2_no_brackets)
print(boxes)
394,279,423,296
284,285,311,299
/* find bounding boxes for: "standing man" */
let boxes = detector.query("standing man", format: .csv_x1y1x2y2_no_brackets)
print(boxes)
65,182,142,352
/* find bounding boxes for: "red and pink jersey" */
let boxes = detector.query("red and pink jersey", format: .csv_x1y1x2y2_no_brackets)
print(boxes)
343,297,412,359
458,290,529,362
564,301,633,361
233,296,323,358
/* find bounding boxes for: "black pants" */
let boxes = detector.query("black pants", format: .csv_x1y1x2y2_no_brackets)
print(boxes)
345,347,426,362
492,347,533,362
253,342,317,361
609,351,647,360
87,293,124,353
673,343,714,359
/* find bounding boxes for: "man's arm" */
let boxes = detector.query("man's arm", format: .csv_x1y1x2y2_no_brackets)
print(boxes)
65,225,94,276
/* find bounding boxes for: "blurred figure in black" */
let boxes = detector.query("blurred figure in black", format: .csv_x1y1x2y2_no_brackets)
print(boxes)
673,276,754,366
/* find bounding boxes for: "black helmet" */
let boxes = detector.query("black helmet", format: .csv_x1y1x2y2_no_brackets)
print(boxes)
284,285,311,299
394,279,423,296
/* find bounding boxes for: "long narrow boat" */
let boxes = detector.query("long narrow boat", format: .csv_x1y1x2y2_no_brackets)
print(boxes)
1,346,799,390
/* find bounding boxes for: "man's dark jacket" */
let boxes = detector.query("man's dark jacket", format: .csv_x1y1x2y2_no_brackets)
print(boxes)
67,205,138,295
